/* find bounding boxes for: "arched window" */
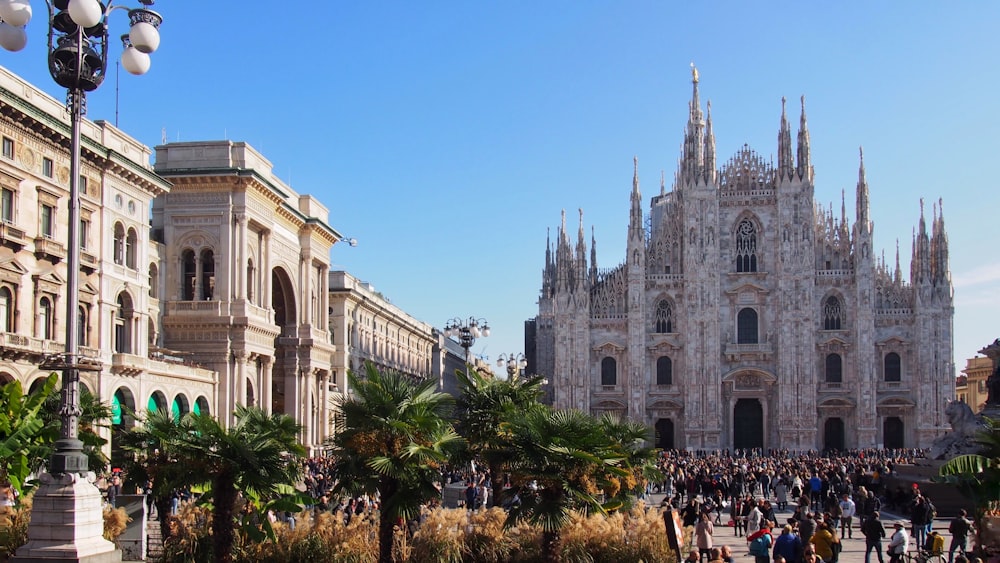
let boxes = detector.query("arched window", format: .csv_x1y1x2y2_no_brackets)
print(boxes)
735,219,758,273
825,353,843,383
656,356,673,385
884,352,901,382
39,296,52,340
148,263,158,298
0,287,12,333
181,249,196,300
654,299,673,333
125,227,138,268
737,308,758,344
823,296,842,330
114,292,133,354
200,249,215,300
113,223,125,265
601,357,617,386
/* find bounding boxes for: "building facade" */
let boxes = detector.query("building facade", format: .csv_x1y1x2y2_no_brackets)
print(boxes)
958,356,991,412
152,140,342,452
0,66,216,465
530,70,955,451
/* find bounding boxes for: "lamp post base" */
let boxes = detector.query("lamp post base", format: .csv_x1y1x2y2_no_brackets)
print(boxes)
12,472,121,563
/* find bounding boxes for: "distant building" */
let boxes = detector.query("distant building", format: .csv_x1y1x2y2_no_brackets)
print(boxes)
529,69,954,451
958,356,991,412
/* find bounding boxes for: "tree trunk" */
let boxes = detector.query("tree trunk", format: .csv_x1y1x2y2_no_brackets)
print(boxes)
542,529,561,563
212,475,238,563
154,496,171,544
378,509,395,563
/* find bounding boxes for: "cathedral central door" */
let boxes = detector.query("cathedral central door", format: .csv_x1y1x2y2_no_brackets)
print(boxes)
655,418,675,450
733,399,763,450
824,418,845,451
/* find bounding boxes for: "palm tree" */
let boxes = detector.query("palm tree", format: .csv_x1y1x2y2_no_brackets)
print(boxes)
937,416,1000,554
327,362,461,563
118,407,196,543
39,384,112,476
454,366,545,507
504,408,654,563
180,406,306,563
122,406,305,563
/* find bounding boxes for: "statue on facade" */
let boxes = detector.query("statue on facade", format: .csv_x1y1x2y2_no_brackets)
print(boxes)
929,400,987,459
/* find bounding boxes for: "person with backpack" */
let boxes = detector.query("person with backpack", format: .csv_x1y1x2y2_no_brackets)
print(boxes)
748,520,774,563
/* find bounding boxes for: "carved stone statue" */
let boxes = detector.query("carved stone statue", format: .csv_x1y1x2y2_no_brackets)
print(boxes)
929,400,987,460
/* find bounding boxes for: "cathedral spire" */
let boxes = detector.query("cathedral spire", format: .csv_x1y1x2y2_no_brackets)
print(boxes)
856,147,871,232
895,239,902,283
916,198,931,284
778,96,794,179
704,100,716,180
682,64,705,181
932,198,950,286
590,225,598,284
660,170,666,196
796,95,811,179
576,208,587,289
630,156,643,239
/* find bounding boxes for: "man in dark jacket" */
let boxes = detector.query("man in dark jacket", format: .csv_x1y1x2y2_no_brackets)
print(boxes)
948,509,972,563
861,510,886,563
773,524,804,563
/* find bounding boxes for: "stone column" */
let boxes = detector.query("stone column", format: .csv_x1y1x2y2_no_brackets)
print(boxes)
235,351,248,407
261,357,274,414
236,214,247,300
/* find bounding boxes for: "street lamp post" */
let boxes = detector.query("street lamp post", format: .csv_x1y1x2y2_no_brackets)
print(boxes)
443,317,489,369
0,1,161,561
496,352,527,380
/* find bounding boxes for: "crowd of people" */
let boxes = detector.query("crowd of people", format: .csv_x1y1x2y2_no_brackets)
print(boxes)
92,447,983,563
649,448,981,563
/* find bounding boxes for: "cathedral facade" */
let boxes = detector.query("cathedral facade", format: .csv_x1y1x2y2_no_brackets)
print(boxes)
530,70,954,451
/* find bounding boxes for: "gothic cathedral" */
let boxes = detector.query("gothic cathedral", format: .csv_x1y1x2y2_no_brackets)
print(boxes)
529,70,954,451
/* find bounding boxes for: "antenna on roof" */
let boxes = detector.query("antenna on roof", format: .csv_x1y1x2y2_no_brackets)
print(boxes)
161,128,166,144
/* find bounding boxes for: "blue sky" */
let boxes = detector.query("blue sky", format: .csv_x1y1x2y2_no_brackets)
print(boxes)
3,2,997,375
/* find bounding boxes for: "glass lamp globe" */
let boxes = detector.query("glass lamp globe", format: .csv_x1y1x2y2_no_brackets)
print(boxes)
0,0,32,27
68,0,103,28
0,22,27,52
121,46,150,75
129,21,159,53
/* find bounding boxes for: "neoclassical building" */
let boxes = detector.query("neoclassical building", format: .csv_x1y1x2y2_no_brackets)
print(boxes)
0,66,215,464
529,69,954,451
152,140,341,451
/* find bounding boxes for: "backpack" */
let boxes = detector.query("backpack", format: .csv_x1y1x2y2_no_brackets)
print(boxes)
750,534,772,556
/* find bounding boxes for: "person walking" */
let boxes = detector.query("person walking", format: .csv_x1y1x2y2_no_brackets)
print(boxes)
861,510,887,563
748,521,774,563
839,493,856,539
948,509,973,563
696,511,716,563
910,496,929,550
810,521,839,563
887,522,910,563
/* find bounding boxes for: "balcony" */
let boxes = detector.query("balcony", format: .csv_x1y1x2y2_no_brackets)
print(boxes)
724,341,773,361
0,332,65,361
0,221,27,250
34,236,67,262
878,380,908,393
80,251,98,273
111,352,147,376
166,300,224,316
